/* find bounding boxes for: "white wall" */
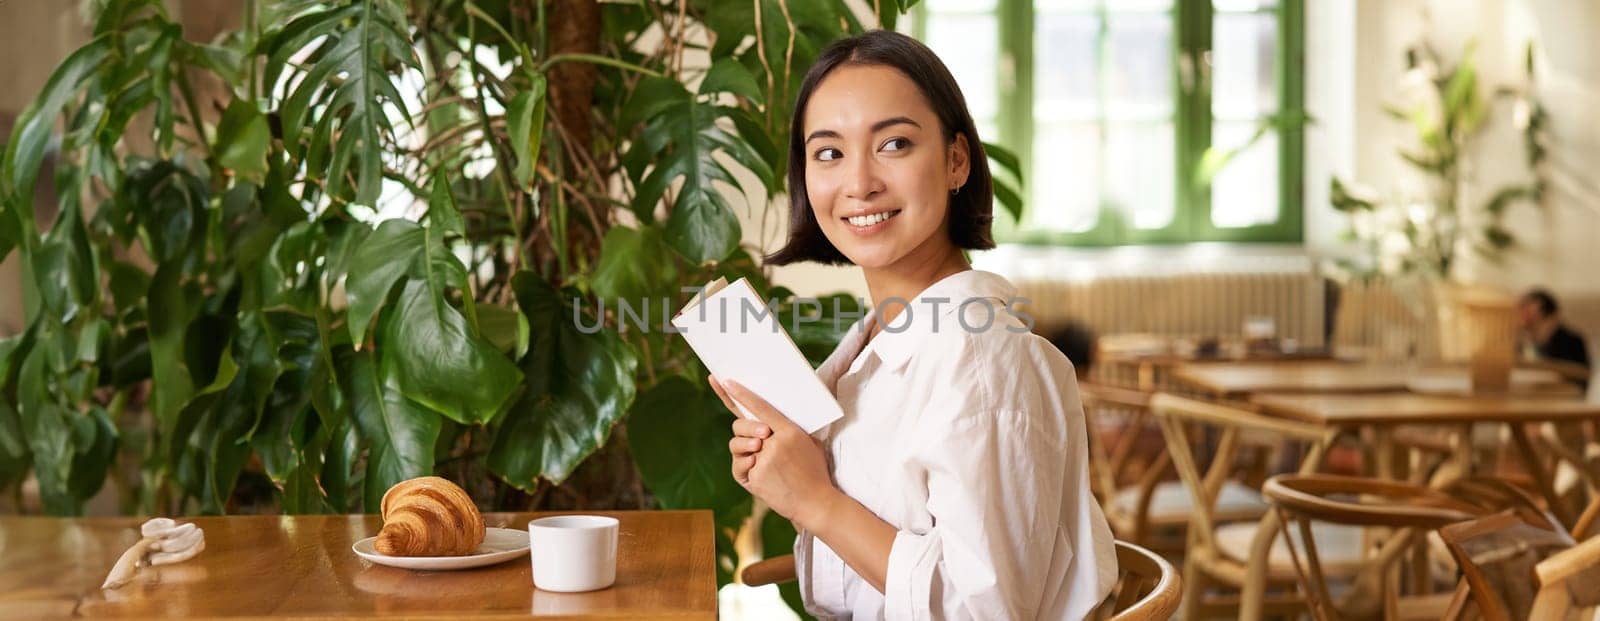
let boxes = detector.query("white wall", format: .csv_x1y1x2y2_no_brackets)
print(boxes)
1306,0,1600,294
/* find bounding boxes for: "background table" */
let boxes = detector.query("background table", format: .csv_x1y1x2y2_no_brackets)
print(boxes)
0,510,715,620
1252,392,1600,525
1175,362,1573,398
1095,333,1335,390
1229,393,1600,620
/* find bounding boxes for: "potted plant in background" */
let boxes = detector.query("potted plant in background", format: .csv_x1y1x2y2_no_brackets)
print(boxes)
0,0,1024,614
1326,35,1547,372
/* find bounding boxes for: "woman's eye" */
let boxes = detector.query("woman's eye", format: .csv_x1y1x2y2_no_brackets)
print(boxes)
881,137,911,152
815,147,842,162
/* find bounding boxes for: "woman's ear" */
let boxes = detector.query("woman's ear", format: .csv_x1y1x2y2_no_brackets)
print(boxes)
947,132,971,192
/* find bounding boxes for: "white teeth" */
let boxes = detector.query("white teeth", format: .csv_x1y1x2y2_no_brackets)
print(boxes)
846,211,898,227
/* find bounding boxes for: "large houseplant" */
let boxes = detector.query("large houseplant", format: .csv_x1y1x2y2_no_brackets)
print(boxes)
0,0,1024,609
1328,39,1547,285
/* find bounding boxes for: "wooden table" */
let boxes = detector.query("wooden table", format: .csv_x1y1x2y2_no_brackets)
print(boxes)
1175,361,1574,398
1252,392,1600,428
1254,392,1600,521
1096,334,1335,391
0,511,716,620
1231,393,1600,621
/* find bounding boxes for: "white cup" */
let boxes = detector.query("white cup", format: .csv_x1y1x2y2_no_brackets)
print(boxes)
527,515,619,592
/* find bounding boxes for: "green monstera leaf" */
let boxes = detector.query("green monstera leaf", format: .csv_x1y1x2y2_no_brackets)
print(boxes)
488,273,639,489
591,224,681,323
378,279,521,424
344,218,466,345
169,309,296,515
622,76,772,264
340,346,441,513
264,0,416,206
243,310,324,484
628,375,754,588
346,176,519,425
214,99,271,183
627,376,743,512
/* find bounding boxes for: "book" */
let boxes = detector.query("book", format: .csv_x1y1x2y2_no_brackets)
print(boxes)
671,277,844,434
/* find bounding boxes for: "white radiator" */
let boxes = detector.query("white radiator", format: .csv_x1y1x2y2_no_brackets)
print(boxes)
1015,271,1327,348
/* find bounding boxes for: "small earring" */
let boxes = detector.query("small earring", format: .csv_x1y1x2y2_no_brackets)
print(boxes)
950,187,959,195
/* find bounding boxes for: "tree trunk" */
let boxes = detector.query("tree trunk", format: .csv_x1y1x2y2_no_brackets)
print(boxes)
545,0,606,261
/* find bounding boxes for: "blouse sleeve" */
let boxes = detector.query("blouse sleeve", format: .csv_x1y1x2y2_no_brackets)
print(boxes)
886,413,1096,619
883,338,1115,620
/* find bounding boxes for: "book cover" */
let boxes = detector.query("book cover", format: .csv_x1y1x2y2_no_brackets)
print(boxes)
671,278,844,434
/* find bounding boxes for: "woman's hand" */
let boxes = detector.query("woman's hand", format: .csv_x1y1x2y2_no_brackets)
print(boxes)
710,375,839,530
718,376,770,485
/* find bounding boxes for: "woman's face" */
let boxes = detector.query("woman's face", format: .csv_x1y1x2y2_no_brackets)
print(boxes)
801,64,970,269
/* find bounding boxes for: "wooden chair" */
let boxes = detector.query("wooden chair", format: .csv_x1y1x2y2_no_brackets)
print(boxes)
1081,382,1269,552
741,541,1181,621
1529,532,1600,619
1441,493,1600,620
1261,474,1548,621
1149,393,1343,620
738,554,796,587
1090,541,1183,621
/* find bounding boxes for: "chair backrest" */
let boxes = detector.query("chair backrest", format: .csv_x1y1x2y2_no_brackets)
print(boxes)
1530,533,1600,619
1573,493,1600,541
1148,393,1329,555
1262,474,1545,621
1090,540,1181,621
1439,510,1578,621
738,554,796,587
758,542,1181,621
1080,382,1162,504
1262,474,1490,529
1437,491,1598,620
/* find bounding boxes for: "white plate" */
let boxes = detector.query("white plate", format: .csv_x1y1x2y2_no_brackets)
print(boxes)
353,527,528,570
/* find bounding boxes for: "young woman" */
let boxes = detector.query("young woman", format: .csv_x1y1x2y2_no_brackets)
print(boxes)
709,30,1116,620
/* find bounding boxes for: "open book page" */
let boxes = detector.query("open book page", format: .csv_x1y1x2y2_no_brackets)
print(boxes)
671,278,844,434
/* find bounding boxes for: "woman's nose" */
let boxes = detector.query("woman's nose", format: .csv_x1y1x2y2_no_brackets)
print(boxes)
843,157,884,200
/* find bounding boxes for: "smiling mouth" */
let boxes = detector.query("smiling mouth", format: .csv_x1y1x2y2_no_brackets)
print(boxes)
844,210,902,227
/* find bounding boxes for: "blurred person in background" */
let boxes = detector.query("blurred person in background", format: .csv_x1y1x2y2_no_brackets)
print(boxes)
1518,288,1591,390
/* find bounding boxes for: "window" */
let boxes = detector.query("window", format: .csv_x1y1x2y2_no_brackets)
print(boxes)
915,0,1304,245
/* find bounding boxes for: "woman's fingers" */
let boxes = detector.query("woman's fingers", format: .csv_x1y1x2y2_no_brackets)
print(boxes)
728,436,763,456
708,375,743,414
732,454,756,485
723,380,796,432
732,418,771,439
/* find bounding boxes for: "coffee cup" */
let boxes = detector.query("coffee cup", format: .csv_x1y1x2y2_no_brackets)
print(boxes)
527,515,619,592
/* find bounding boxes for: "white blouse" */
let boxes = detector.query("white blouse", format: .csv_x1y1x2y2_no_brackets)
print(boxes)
795,269,1117,620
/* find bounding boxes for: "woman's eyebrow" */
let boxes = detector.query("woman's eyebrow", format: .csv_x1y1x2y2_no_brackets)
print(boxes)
870,116,921,133
805,129,842,144
804,116,923,144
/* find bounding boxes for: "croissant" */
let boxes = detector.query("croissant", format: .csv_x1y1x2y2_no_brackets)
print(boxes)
376,476,485,557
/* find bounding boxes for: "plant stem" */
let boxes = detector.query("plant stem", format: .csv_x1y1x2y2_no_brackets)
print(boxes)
539,53,662,78
673,1,688,76
175,71,215,164
245,0,258,102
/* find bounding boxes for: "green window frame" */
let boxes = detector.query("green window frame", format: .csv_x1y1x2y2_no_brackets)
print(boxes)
914,0,1305,246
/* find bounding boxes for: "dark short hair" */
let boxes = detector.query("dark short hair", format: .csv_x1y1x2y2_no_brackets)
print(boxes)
1523,288,1559,316
1045,320,1097,375
766,30,995,266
